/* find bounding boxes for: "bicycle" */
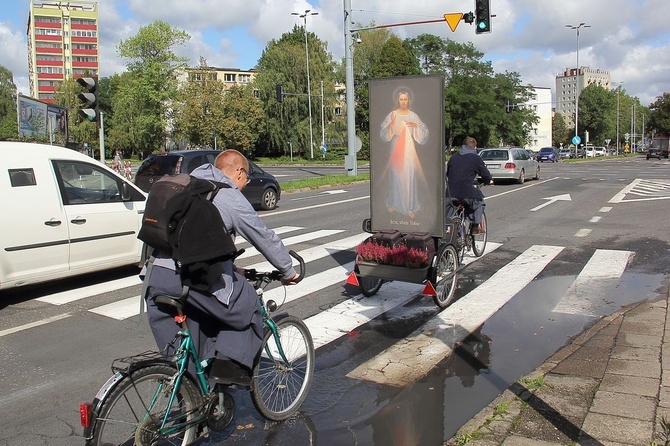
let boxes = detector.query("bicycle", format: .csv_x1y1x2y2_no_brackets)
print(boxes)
80,250,314,446
448,185,488,262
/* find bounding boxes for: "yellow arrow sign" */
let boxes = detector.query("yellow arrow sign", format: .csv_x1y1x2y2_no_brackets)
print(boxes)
444,13,463,32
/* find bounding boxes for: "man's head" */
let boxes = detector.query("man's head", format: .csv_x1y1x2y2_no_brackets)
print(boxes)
464,136,477,149
214,150,251,190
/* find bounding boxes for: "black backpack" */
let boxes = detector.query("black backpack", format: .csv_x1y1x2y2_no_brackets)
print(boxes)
138,174,238,289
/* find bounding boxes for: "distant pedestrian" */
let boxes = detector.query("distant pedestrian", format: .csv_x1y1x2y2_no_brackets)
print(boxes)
113,151,123,173
124,161,132,180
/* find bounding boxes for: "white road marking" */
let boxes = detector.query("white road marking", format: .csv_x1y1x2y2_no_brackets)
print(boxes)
346,245,564,386
552,249,633,316
599,207,612,212
0,313,72,338
236,229,345,259
589,216,602,223
36,276,142,305
574,229,592,237
234,226,302,245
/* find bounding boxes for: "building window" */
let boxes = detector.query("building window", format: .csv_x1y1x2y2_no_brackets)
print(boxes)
224,73,236,82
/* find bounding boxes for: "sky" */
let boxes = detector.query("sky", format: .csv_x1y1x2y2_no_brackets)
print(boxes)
2,0,670,107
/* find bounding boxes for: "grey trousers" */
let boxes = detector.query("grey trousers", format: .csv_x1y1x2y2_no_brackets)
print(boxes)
447,198,486,225
145,265,263,369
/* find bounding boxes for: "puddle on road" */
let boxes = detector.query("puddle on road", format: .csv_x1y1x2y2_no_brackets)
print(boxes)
207,272,667,446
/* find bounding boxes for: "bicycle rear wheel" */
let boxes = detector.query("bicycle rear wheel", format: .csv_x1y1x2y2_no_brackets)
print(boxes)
91,364,202,446
251,316,315,421
471,213,487,257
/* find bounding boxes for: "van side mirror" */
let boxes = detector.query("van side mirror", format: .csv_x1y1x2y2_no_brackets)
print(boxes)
121,182,131,201
362,218,372,233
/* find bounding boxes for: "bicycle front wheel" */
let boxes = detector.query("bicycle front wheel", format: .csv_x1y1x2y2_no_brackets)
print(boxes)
251,316,315,421
471,213,487,257
91,364,202,446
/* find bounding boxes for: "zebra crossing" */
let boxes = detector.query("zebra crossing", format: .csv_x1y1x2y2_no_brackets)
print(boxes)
26,226,634,386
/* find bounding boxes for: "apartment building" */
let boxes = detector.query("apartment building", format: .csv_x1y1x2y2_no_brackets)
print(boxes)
555,66,610,126
524,87,553,150
27,0,99,103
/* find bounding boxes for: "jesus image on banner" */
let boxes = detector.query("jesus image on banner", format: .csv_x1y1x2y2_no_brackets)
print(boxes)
380,86,429,219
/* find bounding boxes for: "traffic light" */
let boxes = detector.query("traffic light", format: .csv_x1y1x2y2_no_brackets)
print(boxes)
474,0,491,34
463,12,474,24
276,85,284,103
76,76,99,122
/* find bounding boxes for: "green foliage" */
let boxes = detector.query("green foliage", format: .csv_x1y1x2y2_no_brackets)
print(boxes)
553,112,570,147
370,35,421,78
255,25,338,159
112,20,191,157
0,65,18,140
578,84,616,144
649,92,670,136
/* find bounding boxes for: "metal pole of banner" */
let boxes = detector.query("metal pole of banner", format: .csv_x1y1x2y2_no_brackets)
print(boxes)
99,111,105,163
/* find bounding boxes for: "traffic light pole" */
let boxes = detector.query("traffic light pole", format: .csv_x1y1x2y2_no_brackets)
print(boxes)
99,111,105,163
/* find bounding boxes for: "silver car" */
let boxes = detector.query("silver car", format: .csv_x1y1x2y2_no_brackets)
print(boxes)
479,147,540,184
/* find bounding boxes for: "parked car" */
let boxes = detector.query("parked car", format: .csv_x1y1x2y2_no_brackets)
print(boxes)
135,150,281,210
585,146,596,158
0,141,147,289
594,146,607,156
558,148,572,160
479,147,540,184
536,146,559,163
647,147,662,160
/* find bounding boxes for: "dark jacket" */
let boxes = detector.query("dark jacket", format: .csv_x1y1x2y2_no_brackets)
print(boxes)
446,145,492,200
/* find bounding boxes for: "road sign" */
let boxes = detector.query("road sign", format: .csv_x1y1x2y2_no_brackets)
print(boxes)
572,135,581,145
443,13,463,32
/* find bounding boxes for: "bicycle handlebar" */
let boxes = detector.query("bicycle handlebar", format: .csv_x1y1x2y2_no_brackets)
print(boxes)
243,250,306,285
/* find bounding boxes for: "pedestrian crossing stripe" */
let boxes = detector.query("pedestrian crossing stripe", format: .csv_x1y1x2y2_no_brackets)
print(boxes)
551,249,634,316
346,245,565,386
20,227,636,388
609,179,670,203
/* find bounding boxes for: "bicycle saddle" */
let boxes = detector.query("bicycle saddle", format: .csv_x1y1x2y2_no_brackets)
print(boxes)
154,285,190,312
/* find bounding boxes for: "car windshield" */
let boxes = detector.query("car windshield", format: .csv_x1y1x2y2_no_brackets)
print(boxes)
539,148,553,153
480,150,509,161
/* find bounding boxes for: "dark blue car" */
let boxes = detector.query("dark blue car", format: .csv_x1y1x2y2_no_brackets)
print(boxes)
536,147,558,163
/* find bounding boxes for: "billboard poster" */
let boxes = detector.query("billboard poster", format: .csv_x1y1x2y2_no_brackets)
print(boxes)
47,104,68,144
17,95,68,144
18,95,47,138
369,75,445,237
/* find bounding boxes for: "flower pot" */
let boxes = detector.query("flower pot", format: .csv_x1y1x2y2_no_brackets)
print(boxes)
356,261,430,283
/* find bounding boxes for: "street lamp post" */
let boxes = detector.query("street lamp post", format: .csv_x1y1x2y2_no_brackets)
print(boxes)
565,22,590,142
292,9,318,159
612,81,624,155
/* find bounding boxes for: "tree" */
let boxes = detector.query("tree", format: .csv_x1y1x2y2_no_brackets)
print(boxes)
0,65,18,140
370,35,421,78
255,25,337,158
173,63,226,149
649,92,670,136
111,20,190,157
552,112,570,147
578,84,615,144
218,85,265,155
335,24,393,159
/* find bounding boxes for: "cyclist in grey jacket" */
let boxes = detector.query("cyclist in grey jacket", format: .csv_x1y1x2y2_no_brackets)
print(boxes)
144,149,298,386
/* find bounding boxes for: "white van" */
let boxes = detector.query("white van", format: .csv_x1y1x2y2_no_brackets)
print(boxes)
0,142,147,289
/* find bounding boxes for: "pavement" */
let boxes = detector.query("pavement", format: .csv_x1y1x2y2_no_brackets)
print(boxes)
445,277,670,446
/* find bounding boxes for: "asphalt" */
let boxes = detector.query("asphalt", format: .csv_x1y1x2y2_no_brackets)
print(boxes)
444,277,670,446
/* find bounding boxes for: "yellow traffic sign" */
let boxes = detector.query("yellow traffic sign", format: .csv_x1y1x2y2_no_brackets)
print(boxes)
444,13,463,32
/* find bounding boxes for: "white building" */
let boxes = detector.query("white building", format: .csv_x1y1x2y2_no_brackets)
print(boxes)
524,87,553,150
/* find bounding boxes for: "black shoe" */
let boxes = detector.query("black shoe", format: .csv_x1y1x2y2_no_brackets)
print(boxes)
209,359,252,386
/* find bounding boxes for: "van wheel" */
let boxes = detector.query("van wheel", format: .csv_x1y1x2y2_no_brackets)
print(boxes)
260,188,278,210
